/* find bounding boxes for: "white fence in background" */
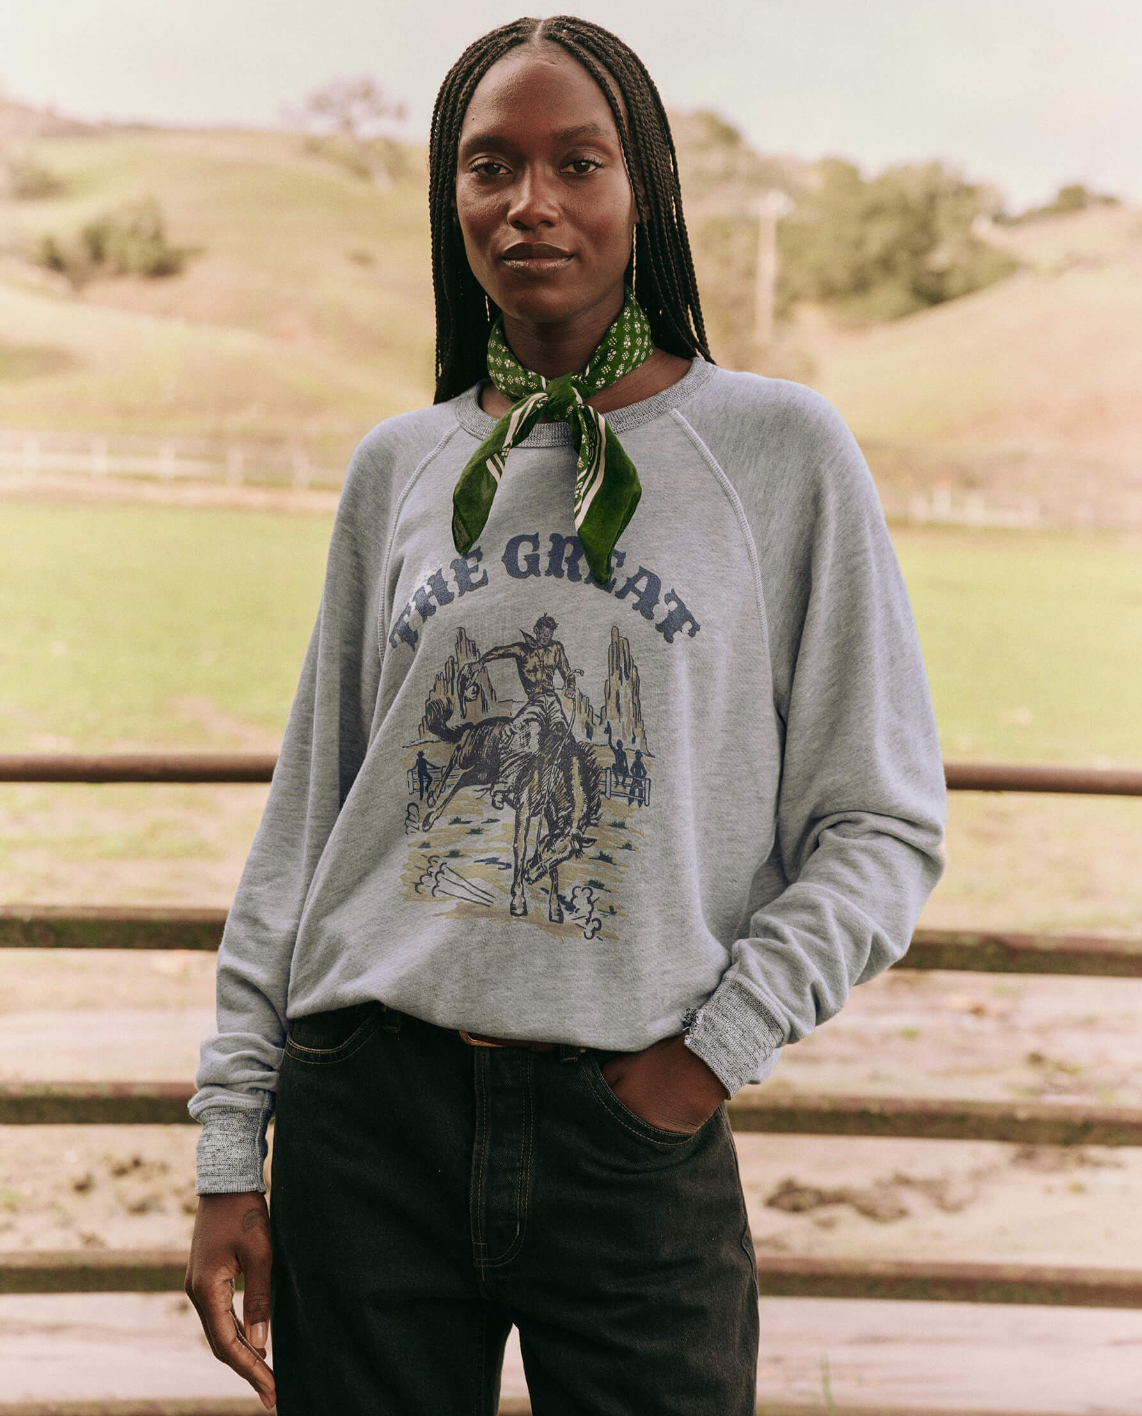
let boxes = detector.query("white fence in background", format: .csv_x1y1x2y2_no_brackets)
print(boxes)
0,429,343,490
1,428,1049,526
905,486,1041,528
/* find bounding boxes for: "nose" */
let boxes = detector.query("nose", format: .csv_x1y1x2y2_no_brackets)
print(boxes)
506,164,560,230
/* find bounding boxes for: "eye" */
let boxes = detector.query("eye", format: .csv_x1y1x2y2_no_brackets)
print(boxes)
565,158,602,176
470,159,508,177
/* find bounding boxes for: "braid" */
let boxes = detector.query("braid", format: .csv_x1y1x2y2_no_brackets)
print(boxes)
429,16,712,403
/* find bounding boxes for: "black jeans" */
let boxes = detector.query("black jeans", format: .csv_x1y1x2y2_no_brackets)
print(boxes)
270,1002,759,1415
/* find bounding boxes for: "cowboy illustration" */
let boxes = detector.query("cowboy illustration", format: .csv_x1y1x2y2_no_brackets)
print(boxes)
460,613,582,753
423,615,597,921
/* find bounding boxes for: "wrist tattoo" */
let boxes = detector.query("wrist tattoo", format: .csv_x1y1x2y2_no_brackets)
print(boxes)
240,1205,269,1235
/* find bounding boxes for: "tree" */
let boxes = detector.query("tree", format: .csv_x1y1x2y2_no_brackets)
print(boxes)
998,182,1122,226
777,159,1015,322
295,77,407,189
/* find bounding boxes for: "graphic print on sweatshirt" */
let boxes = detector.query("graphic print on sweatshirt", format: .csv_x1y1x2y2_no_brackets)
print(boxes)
400,614,652,940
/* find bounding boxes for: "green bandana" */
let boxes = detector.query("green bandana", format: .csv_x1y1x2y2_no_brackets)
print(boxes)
452,291,654,584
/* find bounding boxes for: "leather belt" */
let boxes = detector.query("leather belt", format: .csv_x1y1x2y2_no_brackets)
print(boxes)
458,1028,562,1054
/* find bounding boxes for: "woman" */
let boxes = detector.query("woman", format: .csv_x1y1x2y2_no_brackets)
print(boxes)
186,16,946,1415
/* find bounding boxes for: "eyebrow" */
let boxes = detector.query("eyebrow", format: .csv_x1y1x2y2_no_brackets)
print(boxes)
458,122,615,155
553,123,612,141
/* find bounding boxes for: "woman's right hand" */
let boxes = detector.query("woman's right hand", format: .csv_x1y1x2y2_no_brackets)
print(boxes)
185,1191,276,1410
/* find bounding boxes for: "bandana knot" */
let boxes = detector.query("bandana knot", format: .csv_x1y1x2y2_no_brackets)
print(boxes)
452,290,653,583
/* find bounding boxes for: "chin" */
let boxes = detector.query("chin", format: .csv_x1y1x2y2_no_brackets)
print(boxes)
493,277,618,329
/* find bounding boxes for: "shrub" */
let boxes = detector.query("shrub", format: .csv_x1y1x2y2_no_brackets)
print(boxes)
33,196,191,288
2,155,63,199
81,197,185,276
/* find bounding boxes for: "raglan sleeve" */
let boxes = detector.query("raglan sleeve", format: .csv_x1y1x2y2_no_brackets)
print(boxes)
683,389,947,1098
187,436,391,1193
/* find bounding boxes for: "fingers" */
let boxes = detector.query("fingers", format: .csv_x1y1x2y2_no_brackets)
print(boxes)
191,1275,277,1409
242,1244,273,1356
185,1193,276,1409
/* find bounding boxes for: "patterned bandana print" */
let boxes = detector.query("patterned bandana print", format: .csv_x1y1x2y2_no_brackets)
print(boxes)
452,290,654,584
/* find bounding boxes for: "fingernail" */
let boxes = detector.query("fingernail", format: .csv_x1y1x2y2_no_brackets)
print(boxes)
250,1322,268,1349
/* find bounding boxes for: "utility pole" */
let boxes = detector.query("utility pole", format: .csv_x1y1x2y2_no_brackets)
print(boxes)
751,189,794,349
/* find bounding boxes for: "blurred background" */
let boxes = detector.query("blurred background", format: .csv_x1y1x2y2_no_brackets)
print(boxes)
0,1,1140,1410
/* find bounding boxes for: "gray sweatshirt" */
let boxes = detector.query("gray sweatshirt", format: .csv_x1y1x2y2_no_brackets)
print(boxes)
191,360,946,1193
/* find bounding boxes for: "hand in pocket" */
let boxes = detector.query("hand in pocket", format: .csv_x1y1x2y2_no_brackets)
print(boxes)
600,1034,728,1134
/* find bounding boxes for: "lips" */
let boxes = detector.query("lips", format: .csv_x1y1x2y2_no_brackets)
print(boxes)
500,242,574,269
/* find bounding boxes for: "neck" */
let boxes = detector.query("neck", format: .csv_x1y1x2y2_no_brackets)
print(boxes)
500,288,625,380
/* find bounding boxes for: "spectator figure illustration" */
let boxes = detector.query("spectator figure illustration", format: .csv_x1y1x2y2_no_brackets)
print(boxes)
628,748,648,806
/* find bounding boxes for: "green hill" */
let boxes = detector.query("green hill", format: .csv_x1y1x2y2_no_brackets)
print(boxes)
0,126,436,463
806,204,1142,526
2,121,1139,522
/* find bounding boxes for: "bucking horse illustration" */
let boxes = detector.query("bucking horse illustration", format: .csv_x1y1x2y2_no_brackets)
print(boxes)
419,616,601,921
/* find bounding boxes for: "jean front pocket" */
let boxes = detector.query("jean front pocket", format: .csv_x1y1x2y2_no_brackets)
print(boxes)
284,1001,390,1066
581,1050,721,1151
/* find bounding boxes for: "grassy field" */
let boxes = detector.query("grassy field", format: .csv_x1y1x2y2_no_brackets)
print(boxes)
1,502,1138,764
0,500,329,750
896,525,1142,766
1,502,1139,930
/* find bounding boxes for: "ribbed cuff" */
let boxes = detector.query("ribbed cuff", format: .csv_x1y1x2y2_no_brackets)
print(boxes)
683,974,786,1097
193,1102,272,1194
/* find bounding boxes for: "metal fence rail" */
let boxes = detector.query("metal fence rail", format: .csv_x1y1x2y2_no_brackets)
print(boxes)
4,753,1142,794
2,753,1140,1346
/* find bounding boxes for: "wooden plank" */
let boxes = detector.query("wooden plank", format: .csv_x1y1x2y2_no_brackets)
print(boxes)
0,1083,194,1125
754,1254,1142,1308
901,928,1142,977
4,1082,1141,1146
0,1404,1123,1416
0,908,226,951
0,1250,188,1295
5,909,1142,977
0,1404,263,1416
727,1092,1142,1146
4,1249,1139,1307
0,1406,1123,1416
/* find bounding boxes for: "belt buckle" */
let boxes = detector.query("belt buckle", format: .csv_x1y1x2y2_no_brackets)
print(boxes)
458,1028,506,1048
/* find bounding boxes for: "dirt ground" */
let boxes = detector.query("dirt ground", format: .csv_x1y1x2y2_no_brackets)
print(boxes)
1,962,1140,1410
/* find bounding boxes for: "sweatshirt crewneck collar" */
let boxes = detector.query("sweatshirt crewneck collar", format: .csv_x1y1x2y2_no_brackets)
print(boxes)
453,356,715,447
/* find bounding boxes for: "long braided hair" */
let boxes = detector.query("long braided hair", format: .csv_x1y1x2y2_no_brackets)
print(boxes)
429,15,712,403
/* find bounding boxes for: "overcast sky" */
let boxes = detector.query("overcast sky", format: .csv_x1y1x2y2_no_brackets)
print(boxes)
3,0,1138,209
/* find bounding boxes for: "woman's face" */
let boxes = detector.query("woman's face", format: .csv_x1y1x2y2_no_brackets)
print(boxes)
455,45,637,333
